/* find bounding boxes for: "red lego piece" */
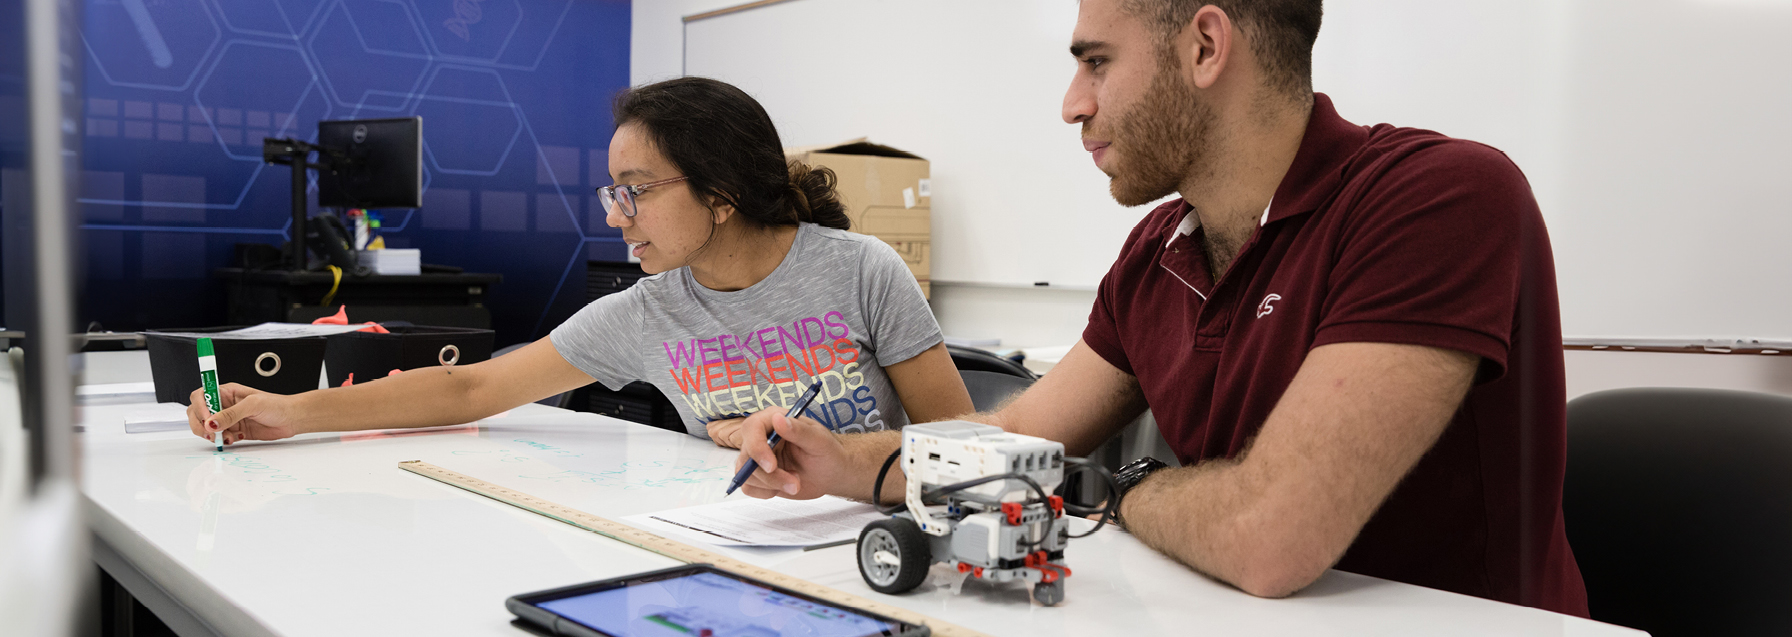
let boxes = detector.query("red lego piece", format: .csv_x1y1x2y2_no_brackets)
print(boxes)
1002,502,1023,525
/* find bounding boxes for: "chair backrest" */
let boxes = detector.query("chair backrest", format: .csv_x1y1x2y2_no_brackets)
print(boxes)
946,344,1035,379
1565,387,1792,637
959,370,1035,413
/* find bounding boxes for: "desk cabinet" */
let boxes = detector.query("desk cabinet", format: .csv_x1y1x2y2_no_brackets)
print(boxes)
214,268,501,329
570,261,684,433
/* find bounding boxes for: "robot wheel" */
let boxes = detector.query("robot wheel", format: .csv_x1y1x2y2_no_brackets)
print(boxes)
857,517,932,594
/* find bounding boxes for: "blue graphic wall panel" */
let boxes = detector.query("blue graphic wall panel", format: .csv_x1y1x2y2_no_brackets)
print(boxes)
79,0,631,345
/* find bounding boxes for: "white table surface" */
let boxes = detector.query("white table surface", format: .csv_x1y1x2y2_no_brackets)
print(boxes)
78,351,1643,636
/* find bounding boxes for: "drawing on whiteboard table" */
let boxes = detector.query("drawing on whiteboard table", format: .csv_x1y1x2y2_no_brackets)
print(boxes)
182,452,300,481
183,453,328,515
439,442,734,489
450,448,534,463
516,461,734,490
511,438,584,457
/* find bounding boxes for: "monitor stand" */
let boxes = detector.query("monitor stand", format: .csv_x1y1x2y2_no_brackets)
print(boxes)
261,137,327,271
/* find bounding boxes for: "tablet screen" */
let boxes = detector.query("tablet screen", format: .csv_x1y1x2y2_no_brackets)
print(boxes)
537,571,899,637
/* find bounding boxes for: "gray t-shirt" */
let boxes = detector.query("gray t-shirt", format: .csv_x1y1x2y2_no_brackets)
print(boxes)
550,223,942,438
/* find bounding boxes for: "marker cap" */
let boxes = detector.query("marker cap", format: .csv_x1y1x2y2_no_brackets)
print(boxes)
197,337,214,358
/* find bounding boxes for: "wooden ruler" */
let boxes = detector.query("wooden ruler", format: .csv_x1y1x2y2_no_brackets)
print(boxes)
397,460,988,637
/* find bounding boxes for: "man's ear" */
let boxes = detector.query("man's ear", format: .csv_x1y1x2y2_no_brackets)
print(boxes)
1176,4,1234,90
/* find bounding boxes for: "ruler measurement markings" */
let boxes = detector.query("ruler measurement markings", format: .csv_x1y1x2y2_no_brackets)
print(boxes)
397,460,988,637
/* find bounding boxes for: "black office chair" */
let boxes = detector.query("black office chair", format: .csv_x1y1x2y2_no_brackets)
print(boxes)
1564,387,1792,637
946,345,1123,506
945,344,1036,411
958,370,1035,412
946,344,1035,379
493,343,575,409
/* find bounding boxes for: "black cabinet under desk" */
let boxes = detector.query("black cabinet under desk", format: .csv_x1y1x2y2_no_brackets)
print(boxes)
570,260,685,433
213,268,502,329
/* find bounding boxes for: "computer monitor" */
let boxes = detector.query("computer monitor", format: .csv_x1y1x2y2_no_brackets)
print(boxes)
315,117,422,209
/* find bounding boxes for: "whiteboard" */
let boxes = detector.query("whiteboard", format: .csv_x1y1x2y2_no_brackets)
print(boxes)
682,0,1792,338
685,0,1131,290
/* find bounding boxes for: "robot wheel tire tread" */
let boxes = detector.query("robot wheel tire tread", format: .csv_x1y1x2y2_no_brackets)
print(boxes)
858,517,932,594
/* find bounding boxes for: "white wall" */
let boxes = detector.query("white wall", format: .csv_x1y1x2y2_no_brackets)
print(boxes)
680,0,1147,291
632,0,1792,395
633,0,1103,350
929,284,1097,350
628,0,712,84
642,0,1792,341
1311,0,1792,340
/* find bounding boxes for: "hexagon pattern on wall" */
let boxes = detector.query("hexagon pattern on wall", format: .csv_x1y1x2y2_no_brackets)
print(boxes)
307,0,433,113
413,66,522,176
84,0,222,91
411,0,524,63
79,0,630,340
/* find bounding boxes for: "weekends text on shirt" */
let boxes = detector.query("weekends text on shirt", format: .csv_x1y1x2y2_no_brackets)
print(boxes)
551,223,942,438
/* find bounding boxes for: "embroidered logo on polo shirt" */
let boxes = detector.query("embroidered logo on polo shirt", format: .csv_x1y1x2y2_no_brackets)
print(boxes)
1256,293,1282,319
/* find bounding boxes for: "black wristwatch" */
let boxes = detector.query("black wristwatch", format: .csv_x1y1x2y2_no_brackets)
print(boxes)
1112,457,1170,523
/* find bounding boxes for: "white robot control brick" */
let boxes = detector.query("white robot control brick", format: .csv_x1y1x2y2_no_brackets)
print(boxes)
855,421,1117,606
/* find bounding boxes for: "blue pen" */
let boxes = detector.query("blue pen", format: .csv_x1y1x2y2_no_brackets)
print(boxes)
725,380,824,495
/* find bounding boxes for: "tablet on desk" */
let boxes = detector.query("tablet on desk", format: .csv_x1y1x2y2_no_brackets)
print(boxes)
506,564,929,637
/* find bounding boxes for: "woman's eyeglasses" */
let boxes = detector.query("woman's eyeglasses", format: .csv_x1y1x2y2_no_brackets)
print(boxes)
596,176,689,218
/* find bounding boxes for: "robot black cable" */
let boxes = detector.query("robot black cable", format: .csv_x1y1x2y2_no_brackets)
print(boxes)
871,449,1122,538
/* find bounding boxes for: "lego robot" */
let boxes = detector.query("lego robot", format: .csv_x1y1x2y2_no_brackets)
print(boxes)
856,421,1115,606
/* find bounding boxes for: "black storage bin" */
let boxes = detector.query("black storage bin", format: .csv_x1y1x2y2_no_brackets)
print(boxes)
145,328,328,404
322,325,494,387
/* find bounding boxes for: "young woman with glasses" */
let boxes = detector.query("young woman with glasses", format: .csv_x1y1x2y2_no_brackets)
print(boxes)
186,77,974,449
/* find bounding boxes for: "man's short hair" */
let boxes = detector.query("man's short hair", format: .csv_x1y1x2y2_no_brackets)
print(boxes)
1124,0,1323,96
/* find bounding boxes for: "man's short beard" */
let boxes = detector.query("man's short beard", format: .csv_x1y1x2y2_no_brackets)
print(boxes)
1104,64,1214,207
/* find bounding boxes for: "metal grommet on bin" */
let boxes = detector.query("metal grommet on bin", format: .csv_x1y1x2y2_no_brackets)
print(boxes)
255,352,281,377
439,344,460,367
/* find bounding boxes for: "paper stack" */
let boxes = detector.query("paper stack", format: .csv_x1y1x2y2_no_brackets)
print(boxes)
356,249,420,275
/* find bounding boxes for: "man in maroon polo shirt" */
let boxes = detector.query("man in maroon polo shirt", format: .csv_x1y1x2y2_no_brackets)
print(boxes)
731,0,1588,615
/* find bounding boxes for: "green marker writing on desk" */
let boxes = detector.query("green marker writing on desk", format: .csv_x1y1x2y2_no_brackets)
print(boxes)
198,337,223,451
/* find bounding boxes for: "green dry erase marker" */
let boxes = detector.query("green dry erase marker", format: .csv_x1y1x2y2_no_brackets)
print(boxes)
198,337,223,451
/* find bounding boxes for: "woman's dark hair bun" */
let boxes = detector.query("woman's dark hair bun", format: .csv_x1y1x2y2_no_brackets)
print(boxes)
612,77,850,232
786,161,850,231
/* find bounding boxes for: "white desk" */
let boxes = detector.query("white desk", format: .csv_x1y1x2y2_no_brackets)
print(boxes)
79,351,1643,636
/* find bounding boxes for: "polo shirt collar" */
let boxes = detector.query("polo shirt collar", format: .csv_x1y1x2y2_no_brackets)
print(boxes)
1163,93,1363,247
1165,199,1271,248
1265,93,1369,224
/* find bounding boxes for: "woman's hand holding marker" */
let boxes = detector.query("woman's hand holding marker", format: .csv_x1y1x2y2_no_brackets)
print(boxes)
187,383,304,445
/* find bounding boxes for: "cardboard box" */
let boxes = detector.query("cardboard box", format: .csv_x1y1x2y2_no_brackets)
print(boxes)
786,138,932,297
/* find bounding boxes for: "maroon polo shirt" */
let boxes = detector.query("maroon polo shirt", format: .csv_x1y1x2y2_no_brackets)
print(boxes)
1083,94,1587,616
